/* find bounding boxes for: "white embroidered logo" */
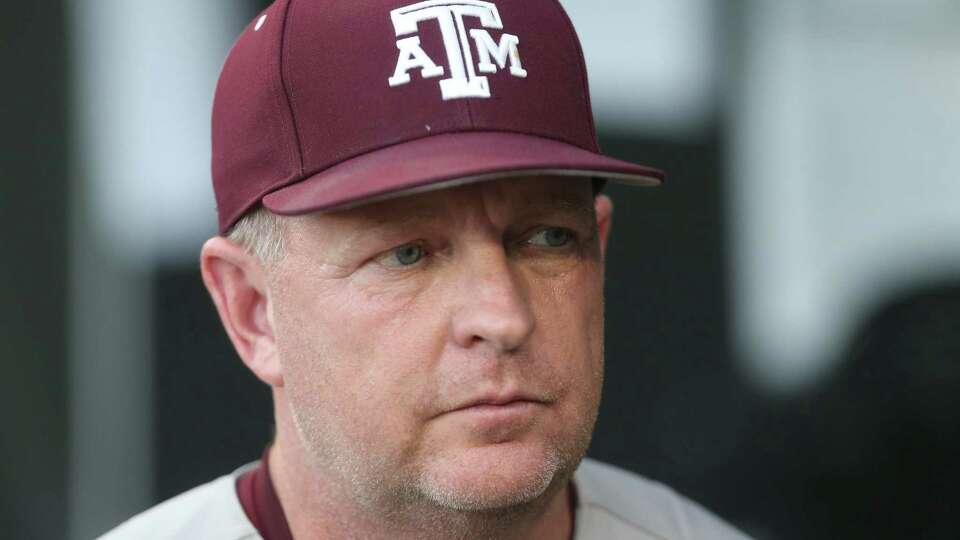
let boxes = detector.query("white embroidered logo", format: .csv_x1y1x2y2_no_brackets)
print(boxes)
387,0,528,100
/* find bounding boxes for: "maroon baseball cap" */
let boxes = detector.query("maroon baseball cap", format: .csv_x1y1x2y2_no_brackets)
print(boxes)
212,0,664,234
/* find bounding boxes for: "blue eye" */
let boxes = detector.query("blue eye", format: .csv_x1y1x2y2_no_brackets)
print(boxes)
529,227,574,247
392,243,424,266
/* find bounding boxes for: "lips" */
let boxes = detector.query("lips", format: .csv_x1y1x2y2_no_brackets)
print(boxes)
445,391,549,415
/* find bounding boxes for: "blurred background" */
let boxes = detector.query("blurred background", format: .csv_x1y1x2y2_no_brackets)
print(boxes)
3,0,959,538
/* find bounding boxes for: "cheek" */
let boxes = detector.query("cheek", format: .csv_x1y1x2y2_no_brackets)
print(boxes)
272,271,448,450
359,283,455,425
531,262,605,397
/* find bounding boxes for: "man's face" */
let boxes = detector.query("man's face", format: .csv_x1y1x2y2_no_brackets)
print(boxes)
268,176,608,512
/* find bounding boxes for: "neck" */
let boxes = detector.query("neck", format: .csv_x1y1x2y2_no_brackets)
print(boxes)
269,394,574,540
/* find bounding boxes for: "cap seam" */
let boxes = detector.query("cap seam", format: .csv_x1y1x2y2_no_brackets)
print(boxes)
278,0,306,176
465,96,476,128
464,84,476,127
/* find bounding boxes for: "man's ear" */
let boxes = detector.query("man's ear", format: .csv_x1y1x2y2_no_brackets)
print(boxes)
595,194,613,261
200,237,283,388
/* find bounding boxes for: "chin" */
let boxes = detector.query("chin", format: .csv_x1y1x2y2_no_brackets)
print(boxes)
414,441,569,512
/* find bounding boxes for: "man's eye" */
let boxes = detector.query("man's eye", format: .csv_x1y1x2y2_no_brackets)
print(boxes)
386,243,425,267
528,227,575,248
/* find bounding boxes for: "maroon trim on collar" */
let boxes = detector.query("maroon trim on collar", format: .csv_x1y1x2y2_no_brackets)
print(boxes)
236,448,294,540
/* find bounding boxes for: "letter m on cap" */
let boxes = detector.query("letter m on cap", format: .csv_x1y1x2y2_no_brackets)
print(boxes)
387,0,528,100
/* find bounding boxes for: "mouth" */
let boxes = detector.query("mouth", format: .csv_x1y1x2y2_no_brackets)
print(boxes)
434,390,555,441
445,392,551,416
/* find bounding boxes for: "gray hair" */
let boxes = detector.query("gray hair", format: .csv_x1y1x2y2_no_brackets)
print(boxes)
225,206,285,265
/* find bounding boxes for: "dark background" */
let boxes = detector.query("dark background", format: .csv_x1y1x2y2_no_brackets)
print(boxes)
3,1,959,539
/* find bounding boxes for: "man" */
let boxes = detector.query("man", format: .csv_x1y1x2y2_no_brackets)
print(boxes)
102,0,750,538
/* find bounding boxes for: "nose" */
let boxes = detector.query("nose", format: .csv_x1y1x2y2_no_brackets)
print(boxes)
450,249,536,354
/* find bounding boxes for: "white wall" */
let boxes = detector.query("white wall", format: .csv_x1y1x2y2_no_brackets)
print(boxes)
730,0,960,393
67,2,247,537
564,0,717,138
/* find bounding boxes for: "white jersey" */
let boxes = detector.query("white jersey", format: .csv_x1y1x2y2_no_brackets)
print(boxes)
99,458,750,540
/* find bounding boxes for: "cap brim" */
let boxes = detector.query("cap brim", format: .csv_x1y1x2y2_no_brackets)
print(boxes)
262,131,663,215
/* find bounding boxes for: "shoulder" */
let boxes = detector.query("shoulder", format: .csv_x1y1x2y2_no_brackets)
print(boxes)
572,458,752,540
97,467,261,540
